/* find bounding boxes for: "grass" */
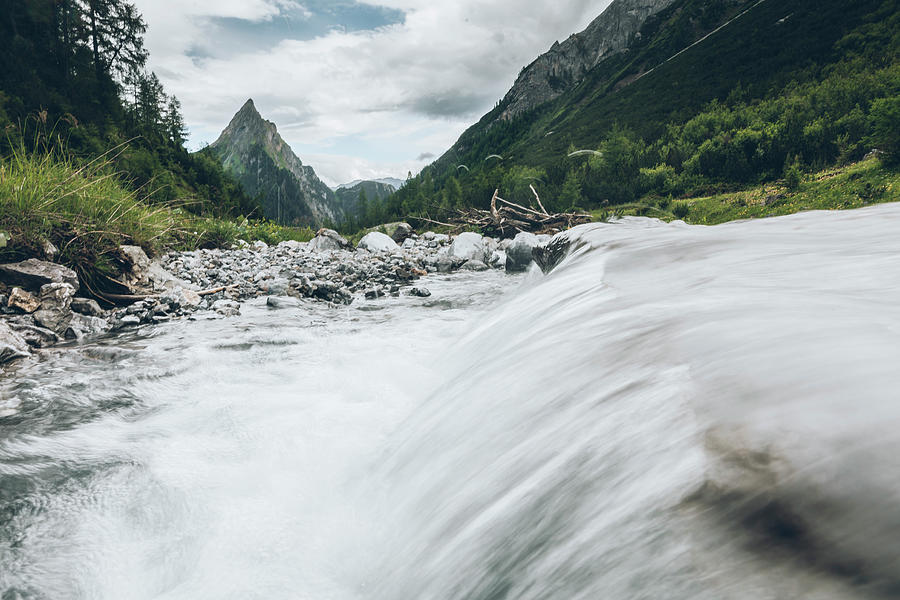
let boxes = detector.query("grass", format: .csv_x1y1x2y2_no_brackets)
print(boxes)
0,147,314,296
591,157,900,225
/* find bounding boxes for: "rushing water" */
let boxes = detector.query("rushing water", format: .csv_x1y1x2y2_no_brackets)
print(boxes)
2,205,900,599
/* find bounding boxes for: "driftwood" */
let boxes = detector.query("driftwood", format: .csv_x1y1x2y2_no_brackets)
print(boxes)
91,273,234,304
449,188,592,238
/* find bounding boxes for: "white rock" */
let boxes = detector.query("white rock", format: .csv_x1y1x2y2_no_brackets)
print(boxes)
358,232,400,253
449,232,488,263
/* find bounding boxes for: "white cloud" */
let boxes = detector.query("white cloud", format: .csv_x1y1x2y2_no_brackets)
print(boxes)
134,0,613,184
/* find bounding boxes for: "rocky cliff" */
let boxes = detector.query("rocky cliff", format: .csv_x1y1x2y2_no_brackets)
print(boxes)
210,100,339,226
498,0,677,122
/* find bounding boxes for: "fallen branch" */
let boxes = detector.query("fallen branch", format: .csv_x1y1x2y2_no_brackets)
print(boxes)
530,184,549,216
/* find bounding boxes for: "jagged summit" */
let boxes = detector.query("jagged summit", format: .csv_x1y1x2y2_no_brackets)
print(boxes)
497,0,676,122
210,100,339,226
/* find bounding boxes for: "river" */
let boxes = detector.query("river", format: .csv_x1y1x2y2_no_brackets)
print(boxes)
2,205,900,599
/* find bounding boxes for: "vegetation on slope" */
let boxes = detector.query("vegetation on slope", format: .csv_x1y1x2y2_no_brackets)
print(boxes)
0,0,259,219
0,144,313,295
372,0,899,226
595,156,899,225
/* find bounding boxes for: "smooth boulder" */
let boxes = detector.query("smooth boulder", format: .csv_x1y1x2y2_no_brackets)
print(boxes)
449,232,489,263
505,232,540,273
0,258,79,291
358,232,400,253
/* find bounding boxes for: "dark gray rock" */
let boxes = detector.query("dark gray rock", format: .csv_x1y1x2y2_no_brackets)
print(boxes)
463,259,489,272
436,255,455,273
0,258,79,291
391,222,414,244
408,287,432,298
65,313,109,340
6,317,59,348
505,232,540,273
266,296,300,309
0,321,30,364
71,297,104,316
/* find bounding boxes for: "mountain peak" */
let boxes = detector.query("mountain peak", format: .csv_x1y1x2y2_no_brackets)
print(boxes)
238,98,260,116
209,100,339,226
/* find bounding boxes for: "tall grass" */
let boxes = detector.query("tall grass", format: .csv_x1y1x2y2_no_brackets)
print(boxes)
0,144,186,289
0,143,323,297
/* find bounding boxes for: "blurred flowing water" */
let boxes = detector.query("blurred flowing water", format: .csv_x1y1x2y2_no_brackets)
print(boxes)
2,205,900,599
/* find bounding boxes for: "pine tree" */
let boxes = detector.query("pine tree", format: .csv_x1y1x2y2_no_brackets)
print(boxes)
165,96,188,146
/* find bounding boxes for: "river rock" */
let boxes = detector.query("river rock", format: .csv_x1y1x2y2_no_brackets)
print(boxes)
463,260,489,272
8,287,40,313
266,296,300,309
358,232,400,253
436,254,455,273
71,297,103,316
489,250,507,269
408,287,431,297
212,299,241,317
391,222,414,244
309,229,350,252
505,232,540,273
32,282,76,334
449,232,488,263
6,317,59,348
0,258,79,291
65,313,109,340
171,288,202,310
0,321,30,364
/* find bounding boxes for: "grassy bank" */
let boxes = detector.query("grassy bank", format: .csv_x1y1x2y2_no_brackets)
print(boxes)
592,157,900,225
0,149,312,293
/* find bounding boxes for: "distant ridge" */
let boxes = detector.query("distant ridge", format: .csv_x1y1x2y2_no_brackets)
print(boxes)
335,177,404,191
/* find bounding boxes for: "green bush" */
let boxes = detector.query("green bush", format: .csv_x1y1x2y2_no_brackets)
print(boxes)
870,96,900,165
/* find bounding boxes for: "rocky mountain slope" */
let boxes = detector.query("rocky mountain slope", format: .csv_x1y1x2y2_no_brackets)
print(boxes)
209,100,339,226
497,0,677,122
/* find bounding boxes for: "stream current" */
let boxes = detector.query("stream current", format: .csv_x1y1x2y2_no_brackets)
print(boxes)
2,205,900,599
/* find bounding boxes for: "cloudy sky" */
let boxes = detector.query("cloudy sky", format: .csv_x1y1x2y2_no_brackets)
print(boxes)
133,0,612,187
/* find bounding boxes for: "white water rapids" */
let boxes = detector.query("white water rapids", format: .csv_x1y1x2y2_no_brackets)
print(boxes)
2,204,900,599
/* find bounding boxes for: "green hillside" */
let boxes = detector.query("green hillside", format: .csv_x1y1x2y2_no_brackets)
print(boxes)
0,0,258,219
382,0,899,223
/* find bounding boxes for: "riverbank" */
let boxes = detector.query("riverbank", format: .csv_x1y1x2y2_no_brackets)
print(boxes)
0,227,543,366
591,157,900,224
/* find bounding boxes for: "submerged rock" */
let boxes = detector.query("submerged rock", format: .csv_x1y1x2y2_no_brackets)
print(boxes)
65,313,109,340
505,232,540,273
0,321,30,364
463,260,489,272
408,287,432,297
